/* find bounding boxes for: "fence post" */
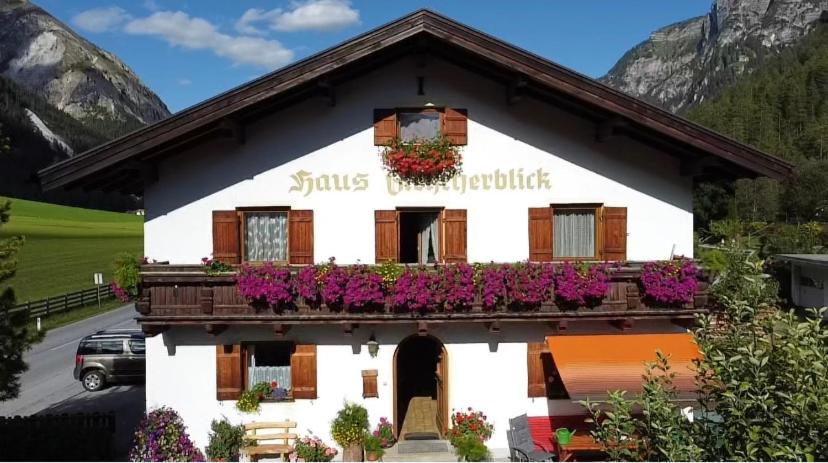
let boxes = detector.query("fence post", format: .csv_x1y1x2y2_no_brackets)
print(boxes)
64,294,68,312
80,290,84,307
45,298,50,317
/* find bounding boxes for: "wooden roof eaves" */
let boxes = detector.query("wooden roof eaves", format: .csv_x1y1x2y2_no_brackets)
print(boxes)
39,9,794,192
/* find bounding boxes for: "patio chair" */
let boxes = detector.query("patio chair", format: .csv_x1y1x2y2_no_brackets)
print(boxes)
508,415,557,462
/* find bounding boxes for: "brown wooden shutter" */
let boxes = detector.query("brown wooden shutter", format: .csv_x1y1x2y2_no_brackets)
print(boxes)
375,210,399,263
603,207,627,261
216,344,244,400
288,210,314,265
291,344,317,399
441,209,467,263
527,342,548,398
528,207,553,262
362,370,378,398
442,108,468,145
374,109,397,146
212,211,240,264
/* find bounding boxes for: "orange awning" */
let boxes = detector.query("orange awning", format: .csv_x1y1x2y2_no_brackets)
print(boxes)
546,333,700,401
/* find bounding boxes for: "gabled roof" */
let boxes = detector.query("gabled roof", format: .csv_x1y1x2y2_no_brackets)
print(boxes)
39,9,794,194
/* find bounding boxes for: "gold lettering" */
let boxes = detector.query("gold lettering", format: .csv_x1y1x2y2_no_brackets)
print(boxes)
526,171,535,189
289,170,314,197
481,174,492,190
354,174,369,191
494,169,508,190
469,175,480,190
537,168,552,190
386,176,401,196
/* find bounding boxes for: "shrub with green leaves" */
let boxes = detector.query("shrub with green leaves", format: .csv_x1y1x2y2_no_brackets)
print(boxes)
330,402,369,447
452,434,490,462
205,417,246,461
113,252,143,298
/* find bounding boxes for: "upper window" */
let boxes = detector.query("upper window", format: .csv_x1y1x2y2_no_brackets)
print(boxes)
399,210,440,264
129,339,146,354
399,110,441,142
243,211,288,262
553,205,599,259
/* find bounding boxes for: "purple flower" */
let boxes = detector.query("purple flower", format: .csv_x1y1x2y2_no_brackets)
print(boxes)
129,407,204,462
343,265,385,311
553,261,611,308
294,265,321,306
237,263,294,308
640,258,699,306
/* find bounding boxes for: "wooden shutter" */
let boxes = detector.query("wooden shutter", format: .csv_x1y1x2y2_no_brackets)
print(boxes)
375,210,399,263
442,108,468,145
527,342,548,398
288,210,314,265
216,344,244,400
441,209,467,263
528,207,553,262
291,344,317,399
212,211,240,264
362,370,378,398
603,207,627,261
374,109,397,145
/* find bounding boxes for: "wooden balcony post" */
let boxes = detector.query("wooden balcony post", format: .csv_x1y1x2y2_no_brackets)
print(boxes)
200,287,214,315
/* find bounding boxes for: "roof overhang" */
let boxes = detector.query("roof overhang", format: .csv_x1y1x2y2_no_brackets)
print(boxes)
38,9,795,195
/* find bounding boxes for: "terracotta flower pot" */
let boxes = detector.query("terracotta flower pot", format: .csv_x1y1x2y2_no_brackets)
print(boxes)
365,450,380,461
342,444,364,462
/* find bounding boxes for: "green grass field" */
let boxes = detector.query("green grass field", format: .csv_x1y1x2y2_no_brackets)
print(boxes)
0,196,143,302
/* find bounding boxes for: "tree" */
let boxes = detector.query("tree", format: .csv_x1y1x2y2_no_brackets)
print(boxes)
584,246,828,461
0,133,33,401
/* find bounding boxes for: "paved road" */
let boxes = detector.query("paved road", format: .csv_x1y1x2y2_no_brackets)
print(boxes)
0,304,145,459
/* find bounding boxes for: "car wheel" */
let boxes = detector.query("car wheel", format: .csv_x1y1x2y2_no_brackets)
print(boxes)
82,370,105,392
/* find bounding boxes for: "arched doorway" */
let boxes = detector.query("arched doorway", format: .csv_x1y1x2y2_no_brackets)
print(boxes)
393,335,448,440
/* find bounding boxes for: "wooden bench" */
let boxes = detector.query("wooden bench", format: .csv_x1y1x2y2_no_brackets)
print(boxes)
241,421,297,462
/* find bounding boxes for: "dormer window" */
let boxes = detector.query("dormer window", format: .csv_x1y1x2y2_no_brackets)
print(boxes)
373,107,468,146
399,110,441,142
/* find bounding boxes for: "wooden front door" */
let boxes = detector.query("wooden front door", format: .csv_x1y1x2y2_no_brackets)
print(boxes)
435,348,448,436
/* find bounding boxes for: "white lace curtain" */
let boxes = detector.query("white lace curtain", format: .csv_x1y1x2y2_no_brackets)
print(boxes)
554,209,595,258
419,213,440,264
245,212,288,261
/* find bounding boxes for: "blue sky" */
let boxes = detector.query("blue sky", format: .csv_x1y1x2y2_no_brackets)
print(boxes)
38,0,712,113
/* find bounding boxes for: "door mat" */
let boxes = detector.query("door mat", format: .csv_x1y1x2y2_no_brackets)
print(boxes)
397,440,450,454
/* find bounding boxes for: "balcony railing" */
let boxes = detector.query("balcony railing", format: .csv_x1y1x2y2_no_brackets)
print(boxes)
136,263,709,334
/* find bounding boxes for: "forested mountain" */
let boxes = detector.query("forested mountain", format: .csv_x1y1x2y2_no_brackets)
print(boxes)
0,0,170,210
602,0,828,113
686,24,828,225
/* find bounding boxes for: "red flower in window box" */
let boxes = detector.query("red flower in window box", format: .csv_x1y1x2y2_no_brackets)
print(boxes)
380,137,462,186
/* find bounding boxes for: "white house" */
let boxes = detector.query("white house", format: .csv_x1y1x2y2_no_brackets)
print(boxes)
40,10,792,460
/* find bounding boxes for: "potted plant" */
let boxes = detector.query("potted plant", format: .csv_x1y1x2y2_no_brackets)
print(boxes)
235,382,272,413
452,434,490,462
331,402,369,461
291,435,338,462
129,407,205,462
205,417,245,462
363,434,384,461
372,417,396,448
380,136,463,186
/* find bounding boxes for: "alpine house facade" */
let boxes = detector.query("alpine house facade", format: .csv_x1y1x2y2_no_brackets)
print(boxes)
40,10,792,458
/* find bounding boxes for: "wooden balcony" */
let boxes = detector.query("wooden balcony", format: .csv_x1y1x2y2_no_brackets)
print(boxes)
136,263,709,336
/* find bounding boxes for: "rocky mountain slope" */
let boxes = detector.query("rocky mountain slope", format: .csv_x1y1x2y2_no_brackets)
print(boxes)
0,0,169,135
601,0,828,113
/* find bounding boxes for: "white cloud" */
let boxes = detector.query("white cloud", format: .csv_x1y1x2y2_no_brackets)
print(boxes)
143,0,160,11
236,0,360,34
71,7,131,33
124,11,294,70
177,78,192,86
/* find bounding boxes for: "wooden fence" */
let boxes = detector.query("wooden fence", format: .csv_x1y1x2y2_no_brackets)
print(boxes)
0,412,116,461
10,285,116,320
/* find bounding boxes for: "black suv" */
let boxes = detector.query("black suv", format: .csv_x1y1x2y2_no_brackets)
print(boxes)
74,329,146,391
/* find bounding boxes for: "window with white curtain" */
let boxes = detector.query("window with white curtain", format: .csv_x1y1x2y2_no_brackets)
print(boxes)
553,208,596,258
244,211,288,262
399,111,441,142
247,342,293,391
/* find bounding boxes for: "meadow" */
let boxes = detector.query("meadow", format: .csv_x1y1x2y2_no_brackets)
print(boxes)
0,196,143,302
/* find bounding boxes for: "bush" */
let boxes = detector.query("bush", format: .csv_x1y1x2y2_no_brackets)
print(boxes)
205,417,245,461
709,245,778,308
235,382,272,414
363,434,385,458
452,434,490,462
113,252,143,299
129,407,204,462
330,402,369,448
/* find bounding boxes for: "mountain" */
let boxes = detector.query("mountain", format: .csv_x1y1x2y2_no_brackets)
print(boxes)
0,0,171,211
0,0,170,133
601,0,828,113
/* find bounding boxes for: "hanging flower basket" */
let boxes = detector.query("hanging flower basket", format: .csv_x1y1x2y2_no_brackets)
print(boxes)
380,137,462,186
